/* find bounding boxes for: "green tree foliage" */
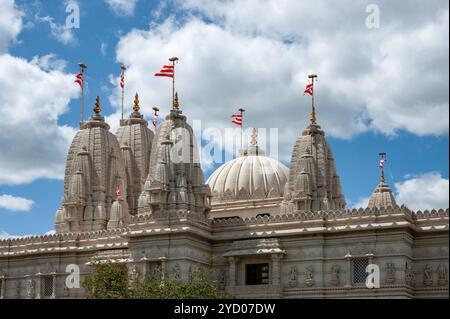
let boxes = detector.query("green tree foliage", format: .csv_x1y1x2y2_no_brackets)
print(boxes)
83,262,232,299
83,262,129,299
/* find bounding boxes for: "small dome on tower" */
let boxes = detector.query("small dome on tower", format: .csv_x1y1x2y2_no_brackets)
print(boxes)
367,171,398,209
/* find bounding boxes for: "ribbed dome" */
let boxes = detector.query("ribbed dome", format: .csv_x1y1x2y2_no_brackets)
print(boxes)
207,145,289,203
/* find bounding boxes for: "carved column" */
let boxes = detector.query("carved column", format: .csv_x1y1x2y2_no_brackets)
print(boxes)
344,251,352,288
271,254,282,285
52,273,57,299
228,257,239,286
0,277,5,299
161,257,167,281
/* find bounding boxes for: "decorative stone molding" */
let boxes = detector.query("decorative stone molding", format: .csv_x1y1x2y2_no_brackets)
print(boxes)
223,238,285,257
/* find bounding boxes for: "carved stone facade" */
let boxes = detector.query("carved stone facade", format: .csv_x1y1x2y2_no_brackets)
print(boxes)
0,100,448,299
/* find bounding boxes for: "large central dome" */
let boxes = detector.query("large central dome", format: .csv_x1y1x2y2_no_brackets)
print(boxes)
207,138,289,203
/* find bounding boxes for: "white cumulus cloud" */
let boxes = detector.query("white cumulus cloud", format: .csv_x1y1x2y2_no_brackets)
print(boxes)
0,54,79,185
105,0,138,16
0,0,23,53
36,15,77,46
0,194,34,212
109,0,448,166
395,172,449,211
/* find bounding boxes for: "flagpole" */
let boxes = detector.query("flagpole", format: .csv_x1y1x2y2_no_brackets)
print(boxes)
308,73,317,124
169,57,179,109
78,62,87,128
379,152,386,183
120,65,126,122
239,107,245,155
152,106,159,129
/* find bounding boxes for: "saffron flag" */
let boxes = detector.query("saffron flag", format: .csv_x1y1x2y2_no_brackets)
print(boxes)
303,83,313,96
115,185,121,199
74,72,83,88
231,114,242,126
120,70,124,89
154,65,174,78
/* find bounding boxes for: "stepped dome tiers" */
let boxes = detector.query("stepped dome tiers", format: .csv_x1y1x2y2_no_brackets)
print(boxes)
138,105,211,216
367,171,398,209
283,123,346,212
207,141,289,204
115,93,154,215
55,97,129,232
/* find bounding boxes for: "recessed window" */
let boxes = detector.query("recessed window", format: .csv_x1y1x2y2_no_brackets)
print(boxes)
353,258,369,284
246,263,269,285
43,276,54,297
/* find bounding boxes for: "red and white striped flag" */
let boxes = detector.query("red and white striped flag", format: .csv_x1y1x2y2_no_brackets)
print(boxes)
231,114,242,126
154,65,174,78
120,70,124,89
74,72,83,88
115,185,121,199
303,83,313,96
379,158,385,168
152,113,158,129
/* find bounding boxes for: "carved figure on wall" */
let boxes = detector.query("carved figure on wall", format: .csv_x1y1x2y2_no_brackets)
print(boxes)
305,266,315,287
423,264,433,286
289,266,298,288
130,265,139,283
219,269,226,290
331,264,340,286
385,262,396,284
172,263,181,280
405,261,415,287
437,263,448,286
26,279,36,299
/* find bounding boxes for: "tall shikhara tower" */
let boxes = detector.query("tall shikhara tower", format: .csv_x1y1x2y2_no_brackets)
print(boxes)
137,93,211,217
282,74,346,212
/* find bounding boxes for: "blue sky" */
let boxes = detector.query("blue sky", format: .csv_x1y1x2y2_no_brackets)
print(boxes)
0,0,448,237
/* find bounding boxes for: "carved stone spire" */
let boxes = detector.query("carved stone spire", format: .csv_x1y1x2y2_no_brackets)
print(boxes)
367,154,397,209
282,120,346,212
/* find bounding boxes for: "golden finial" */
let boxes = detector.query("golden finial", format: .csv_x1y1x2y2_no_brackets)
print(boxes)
250,128,258,146
93,96,101,114
173,91,179,109
310,109,317,124
133,93,140,112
